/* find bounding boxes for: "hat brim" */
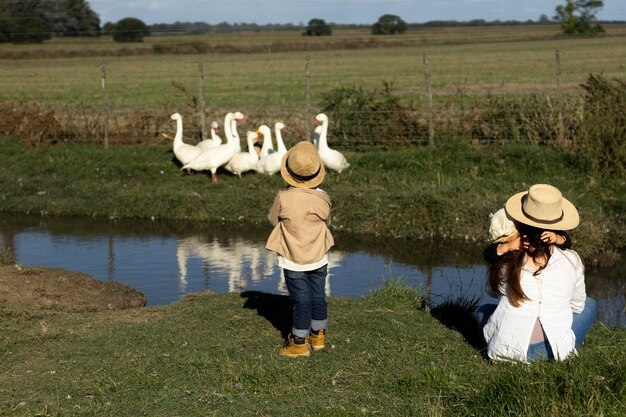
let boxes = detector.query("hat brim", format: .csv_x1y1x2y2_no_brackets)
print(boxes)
280,148,325,189
505,191,579,231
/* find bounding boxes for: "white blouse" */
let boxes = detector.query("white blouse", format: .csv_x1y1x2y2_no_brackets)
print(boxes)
483,248,587,363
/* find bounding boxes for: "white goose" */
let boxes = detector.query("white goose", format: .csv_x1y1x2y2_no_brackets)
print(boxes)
230,112,245,153
224,131,260,178
274,122,288,155
258,122,288,175
254,125,275,174
170,112,202,169
314,113,350,173
197,121,222,152
181,114,240,183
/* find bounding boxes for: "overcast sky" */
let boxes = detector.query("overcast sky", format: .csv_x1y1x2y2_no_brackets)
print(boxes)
90,0,625,25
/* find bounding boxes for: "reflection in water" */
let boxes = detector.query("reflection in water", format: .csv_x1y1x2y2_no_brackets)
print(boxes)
0,213,624,328
176,235,341,296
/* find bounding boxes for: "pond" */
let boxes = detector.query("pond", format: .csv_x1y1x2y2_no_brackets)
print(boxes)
1,213,624,328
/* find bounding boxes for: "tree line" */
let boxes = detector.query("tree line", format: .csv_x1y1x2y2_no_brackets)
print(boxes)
0,0,100,43
0,0,612,44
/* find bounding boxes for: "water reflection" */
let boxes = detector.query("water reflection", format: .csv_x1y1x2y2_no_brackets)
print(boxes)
0,213,624,328
175,235,341,296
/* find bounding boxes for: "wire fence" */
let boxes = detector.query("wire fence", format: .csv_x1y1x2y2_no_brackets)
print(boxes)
0,49,623,158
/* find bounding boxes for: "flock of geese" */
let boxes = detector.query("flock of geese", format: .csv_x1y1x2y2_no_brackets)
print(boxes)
169,112,350,183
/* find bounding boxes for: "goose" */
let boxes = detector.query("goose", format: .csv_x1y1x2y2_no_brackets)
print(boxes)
312,124,323,148
197,121,222,152
169,113,202,169
181,115,240,183
254,125,275,174
230,112,245,153
257,122,288,175
314,113,350,173
224,131,260,178
274,122,288,155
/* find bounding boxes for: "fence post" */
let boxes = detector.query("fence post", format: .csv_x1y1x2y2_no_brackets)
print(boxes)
423,53,435,147
99,60,109,150
305,56,311,137
555,49,564,145
198,57,207,141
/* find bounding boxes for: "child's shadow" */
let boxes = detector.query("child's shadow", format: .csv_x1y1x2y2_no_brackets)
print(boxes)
241,291,293,339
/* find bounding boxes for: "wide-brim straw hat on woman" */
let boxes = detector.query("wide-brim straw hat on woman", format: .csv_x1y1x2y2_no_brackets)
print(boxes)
280,141,326,188
505,184,579,231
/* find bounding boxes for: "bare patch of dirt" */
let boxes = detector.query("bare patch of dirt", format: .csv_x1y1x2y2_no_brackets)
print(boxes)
0,264,147,312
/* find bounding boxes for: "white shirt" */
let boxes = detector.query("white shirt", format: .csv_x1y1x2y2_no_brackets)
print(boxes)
278,254,328,272
483,248,586,363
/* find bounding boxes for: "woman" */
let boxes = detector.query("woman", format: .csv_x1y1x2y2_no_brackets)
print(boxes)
479,184,597,363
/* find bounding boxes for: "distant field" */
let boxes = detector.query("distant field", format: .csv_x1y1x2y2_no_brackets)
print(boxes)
0,25,625,120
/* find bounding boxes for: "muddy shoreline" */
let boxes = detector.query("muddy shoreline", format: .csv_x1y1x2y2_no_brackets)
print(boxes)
0,264,147,312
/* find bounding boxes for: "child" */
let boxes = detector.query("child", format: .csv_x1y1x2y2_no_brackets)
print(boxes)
483,208,571,264
266,141,334,357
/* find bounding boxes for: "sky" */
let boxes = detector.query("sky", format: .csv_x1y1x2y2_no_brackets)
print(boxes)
90,0,626,26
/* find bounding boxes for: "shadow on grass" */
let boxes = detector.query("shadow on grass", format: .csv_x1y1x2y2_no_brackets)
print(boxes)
241,291,293,339
429,297,488,357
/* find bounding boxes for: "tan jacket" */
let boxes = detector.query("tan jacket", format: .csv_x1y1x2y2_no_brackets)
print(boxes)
265,187,334,264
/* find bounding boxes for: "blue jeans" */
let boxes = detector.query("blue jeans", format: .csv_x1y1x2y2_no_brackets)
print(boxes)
284,265,328,339
476,297,598,361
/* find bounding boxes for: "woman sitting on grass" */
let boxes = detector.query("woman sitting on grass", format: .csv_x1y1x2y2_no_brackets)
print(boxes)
478,184,597,363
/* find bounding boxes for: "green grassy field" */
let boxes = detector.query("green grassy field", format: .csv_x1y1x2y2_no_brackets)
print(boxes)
1,282,624,416
0,25,625,114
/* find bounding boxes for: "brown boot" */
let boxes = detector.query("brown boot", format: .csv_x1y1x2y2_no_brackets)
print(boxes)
309,329,325,351
279,334,310,357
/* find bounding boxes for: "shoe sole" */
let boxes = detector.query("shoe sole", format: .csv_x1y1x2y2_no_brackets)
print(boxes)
279,351,310,357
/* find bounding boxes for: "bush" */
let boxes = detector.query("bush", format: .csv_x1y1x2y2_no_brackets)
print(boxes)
113,17,150,42
573,74,626,178
320,82,426,148
468,94,572,144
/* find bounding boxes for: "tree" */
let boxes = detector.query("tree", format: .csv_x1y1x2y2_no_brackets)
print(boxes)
61,0,101,36
372,14,407,35
38,0,100,37
10,17,52,43
102,21,115,36
0,0,51,43
303,18,331,36
538,14,551,24
0,0,100,42
554,0,604,34
113,17,150,42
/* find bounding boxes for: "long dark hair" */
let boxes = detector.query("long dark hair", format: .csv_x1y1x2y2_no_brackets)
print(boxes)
488,222,553,307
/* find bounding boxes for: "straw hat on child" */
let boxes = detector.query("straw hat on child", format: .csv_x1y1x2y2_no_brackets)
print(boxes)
280,141,326,189
505,184,579,231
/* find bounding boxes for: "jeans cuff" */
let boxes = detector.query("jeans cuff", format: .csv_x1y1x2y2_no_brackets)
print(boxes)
292,328,310,338
311,319,328,331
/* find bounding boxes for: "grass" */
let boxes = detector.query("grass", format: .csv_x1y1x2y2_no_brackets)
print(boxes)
0,136,623,262
0,283,623,416
0,26,625,114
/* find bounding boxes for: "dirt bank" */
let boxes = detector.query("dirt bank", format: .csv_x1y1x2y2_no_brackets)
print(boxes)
0,264,147,312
